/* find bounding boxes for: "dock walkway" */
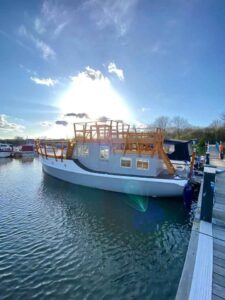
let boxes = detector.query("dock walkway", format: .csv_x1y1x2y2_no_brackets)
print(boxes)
211,146,225,300
176,145,225,300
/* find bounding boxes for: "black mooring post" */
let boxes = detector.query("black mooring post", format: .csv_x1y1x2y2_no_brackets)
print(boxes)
205,152,210,165
200,167,216,222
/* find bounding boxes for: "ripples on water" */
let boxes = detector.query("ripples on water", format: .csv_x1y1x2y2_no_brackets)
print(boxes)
0,158,191,300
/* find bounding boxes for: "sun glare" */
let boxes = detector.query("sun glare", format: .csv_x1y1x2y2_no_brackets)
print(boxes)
39,69,133,139
59,71,132,122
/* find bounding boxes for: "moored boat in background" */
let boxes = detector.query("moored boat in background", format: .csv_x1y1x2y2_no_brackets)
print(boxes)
14,144,35,158
0,144,13,158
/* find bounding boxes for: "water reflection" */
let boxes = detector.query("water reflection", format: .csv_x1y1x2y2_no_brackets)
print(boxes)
0,158,191,300
20,157,34,163
0,157,13,166
39,173,189,234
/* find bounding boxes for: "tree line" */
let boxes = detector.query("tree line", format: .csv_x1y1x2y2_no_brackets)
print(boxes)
151,113,225,145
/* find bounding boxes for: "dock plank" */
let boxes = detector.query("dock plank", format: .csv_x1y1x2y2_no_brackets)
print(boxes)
214,263,225,277
214,242,225,253
214,249,225,261
213,229,225,241
212,163,225,300
214,224,225,231
212,294,224,300
213,283,225,299
214,238,225,248
214,257,225,268
213,273,225,288
189,226,213,300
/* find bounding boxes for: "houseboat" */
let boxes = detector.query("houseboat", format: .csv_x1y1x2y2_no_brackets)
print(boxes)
36,121,194,197
0,144,13,158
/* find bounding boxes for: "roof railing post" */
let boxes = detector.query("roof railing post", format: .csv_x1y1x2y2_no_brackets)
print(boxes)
61,142,64,162
52,144,57,161
44,144,48,159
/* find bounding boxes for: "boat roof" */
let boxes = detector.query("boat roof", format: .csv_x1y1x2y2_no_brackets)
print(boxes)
164,139,192,144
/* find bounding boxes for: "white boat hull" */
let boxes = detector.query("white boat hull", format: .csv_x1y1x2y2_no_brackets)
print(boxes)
41,157,187,197
0,152,12,158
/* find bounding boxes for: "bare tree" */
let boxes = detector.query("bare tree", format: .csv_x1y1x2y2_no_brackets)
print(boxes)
153,116,170,129
209,119,222,129
220,112,225,125
171,116,190,139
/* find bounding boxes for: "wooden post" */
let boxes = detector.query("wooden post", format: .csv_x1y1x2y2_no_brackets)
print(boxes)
200,167,216,222
74,124,76,140
189,150,196,177
39,143,44,158
61,143,64,162
52,145,57,161
44,144,48,159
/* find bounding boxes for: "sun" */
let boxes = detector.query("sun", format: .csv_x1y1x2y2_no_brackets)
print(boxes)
59,69,133,122
38,68,134,139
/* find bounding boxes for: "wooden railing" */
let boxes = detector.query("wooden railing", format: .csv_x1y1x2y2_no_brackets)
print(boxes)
73,121,175,175
35,140,75,161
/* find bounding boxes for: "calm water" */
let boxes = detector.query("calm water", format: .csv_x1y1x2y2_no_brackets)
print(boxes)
0,158,191,300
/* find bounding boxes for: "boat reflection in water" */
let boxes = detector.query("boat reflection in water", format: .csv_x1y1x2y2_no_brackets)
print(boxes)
0,157,13,166
40,172,186,234
20,157,34,163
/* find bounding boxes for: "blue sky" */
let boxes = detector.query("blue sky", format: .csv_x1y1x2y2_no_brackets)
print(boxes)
0,0,225,138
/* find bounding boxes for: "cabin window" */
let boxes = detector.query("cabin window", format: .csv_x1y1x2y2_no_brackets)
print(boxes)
120,157,132,168
100,146,109,160
163,144,175,154
136,159,149,170
77,145,89,156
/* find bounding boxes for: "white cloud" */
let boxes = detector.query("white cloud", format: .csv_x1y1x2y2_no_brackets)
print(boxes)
84,0,138,36
40,121,52,127
83,66,103,80
0,115,25,131
41,0,69,37
35,39,55,59
42,0,61,22
30,77,58,86
34,18,45,34
18,25,55,60
54,22,69,36
19,64,37,75
108,62,124,81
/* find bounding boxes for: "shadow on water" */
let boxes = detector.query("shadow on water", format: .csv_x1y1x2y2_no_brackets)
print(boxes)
40,173,190,234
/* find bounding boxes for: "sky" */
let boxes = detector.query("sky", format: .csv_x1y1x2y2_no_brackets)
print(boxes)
0,0,225,138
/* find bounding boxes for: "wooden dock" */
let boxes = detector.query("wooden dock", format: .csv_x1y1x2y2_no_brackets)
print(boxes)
212,170,225,300
176,146,225,300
